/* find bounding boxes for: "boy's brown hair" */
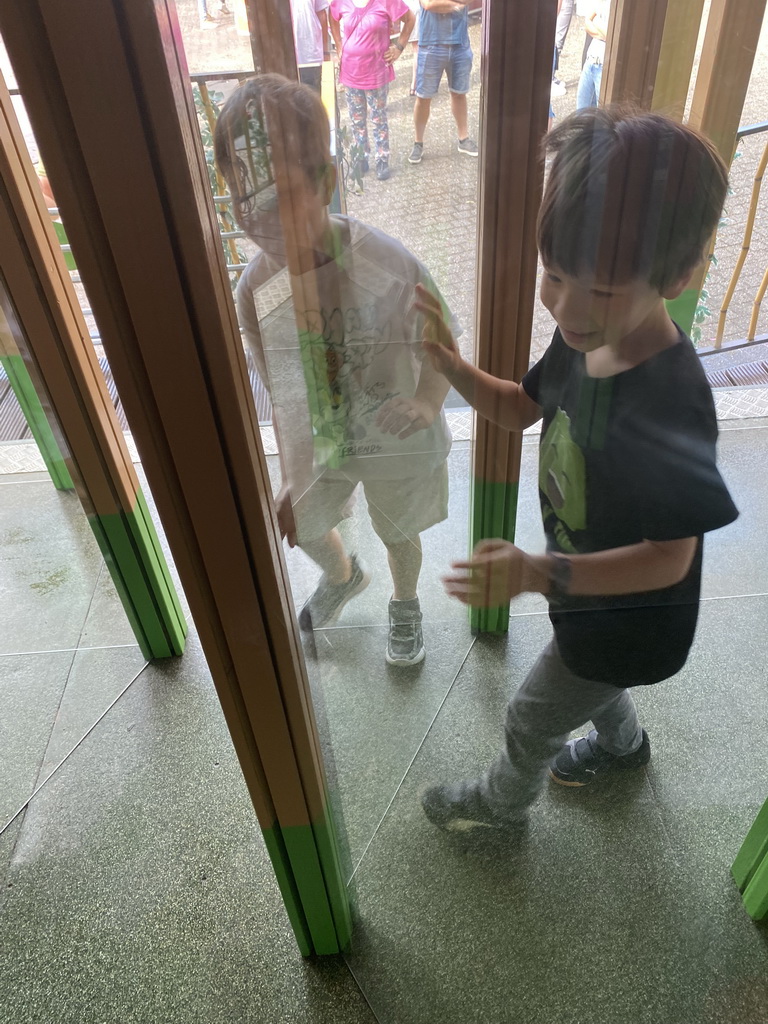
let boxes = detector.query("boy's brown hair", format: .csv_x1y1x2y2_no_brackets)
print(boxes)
538,107,729,291
213,73,331,237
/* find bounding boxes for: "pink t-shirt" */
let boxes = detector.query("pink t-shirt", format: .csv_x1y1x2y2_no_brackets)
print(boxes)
330,0,409,90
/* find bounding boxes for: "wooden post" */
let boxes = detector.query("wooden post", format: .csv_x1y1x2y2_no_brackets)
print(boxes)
651,0,707,119
471,0,557,632
245,0,298,80
0,0,348,955
666,0,768,333
600,0,670,109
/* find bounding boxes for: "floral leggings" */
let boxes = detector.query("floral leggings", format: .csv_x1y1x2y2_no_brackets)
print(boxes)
345,85,389,166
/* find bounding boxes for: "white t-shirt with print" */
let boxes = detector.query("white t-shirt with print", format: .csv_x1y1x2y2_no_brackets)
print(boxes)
236,216,455,487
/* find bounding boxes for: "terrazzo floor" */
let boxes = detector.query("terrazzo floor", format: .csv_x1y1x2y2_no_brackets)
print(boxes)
2,409,768,1023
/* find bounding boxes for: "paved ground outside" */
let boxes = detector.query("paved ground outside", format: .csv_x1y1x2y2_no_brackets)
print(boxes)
172,0,768,368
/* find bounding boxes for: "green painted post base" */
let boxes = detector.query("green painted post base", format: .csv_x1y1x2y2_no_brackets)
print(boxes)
732,796,768,920
665,287,700,337
470,477,520,634
262,802,352,956
0,354,73,490
89,488,187,660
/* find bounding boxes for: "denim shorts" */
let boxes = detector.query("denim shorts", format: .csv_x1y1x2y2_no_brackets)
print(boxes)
415,43,473,98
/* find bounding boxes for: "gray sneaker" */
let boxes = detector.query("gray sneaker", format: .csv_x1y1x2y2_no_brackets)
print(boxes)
408,141,424,164
386,597,425,666
421,780,527,836
457,136,479,157
298,555,370,632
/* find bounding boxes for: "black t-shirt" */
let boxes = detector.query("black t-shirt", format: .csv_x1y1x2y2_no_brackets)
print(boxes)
522,328,739,687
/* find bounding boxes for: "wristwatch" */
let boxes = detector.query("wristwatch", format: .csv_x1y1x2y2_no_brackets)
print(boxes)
547,552,572,603
394,42,405,51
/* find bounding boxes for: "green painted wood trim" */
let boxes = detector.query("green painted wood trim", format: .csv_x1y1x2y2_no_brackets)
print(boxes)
132,488,187,651
731,796,768,891
312,804,353,950
282,824,343,955
89,491,187,660
665,287,699,337
261,824,313,956
52,219,77,271
469,477,520,634
262,811,352,955
0,354,73,490
742,854,768,920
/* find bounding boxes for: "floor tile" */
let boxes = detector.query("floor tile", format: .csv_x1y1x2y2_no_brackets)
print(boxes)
0,650,75,828
38,644,148,778
0,481,102,654
0,633,375,1024
343,603,768,1024
305,619,474,876
78,563,147,649
703,425,768,599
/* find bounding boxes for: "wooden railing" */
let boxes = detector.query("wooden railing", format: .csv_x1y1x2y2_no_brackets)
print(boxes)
703,121,768,356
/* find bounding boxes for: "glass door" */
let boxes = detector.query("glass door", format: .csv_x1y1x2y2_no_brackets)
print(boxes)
0,0,547,962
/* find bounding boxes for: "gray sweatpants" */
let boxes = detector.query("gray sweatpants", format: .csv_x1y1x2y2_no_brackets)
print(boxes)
482,639,644,819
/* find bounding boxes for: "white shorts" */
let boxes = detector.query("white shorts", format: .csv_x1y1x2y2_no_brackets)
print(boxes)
292,462,449,546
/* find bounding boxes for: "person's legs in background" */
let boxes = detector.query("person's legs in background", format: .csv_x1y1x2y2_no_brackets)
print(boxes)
299,65,323,94
553,0,575,90
367,85,391,180
446,44,477,155
576,60,601,109
410,43,444,162
346,87,371,173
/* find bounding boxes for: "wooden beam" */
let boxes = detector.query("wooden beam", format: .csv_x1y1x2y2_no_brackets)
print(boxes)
472,0,557,631
652,0,707,119
666,0,768,332
689,0,768,161
245,0,298,79
601,0,670,108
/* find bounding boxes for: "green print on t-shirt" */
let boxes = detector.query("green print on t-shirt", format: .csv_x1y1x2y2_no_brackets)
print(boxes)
539,408,587,544
298,304,392,469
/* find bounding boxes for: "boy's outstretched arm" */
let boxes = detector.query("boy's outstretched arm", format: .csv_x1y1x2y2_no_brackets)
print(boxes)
414,284,542,432
444,536,698,607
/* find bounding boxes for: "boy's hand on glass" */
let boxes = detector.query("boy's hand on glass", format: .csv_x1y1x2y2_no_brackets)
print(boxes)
414,283,463,379
275,485,298,548
443,539,526,607
376,396,435,439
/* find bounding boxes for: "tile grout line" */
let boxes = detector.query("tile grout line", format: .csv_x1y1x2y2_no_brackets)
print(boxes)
0,643,143,657
20,563,109,808
346,637,477,887
0,662,150,839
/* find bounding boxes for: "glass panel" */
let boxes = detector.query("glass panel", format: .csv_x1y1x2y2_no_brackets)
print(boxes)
0,282,149,832
0,37,187,833
171,0,480,880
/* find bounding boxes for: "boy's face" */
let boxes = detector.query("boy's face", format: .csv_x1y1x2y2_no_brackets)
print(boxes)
539,265,670,353
231,110,332,264
245,164,331,263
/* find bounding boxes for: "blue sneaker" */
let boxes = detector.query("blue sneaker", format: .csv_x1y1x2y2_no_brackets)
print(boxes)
549,729,651,786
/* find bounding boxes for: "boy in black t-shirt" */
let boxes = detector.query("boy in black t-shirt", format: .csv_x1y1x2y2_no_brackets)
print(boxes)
416,107,739,834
